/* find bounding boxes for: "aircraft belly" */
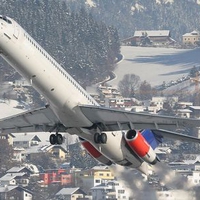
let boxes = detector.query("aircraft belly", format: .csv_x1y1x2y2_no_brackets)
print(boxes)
91,131,142,168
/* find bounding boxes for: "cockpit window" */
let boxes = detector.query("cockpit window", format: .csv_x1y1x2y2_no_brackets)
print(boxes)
0,16,12,24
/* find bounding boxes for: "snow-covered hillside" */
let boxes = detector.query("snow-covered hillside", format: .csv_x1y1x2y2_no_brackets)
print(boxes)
108,46,200,87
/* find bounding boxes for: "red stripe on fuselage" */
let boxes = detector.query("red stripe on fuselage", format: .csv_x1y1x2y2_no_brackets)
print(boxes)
81,141,101,158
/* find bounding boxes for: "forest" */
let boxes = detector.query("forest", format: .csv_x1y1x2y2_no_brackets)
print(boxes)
87,0,200,41
1,0,200,86
0,0,120,87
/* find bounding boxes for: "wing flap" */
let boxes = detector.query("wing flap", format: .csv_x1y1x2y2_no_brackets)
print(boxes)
0,106,62,133
80,105,200,130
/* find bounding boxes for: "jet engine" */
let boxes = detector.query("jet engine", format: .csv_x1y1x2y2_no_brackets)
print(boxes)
80,138,112,166
124,130,157,165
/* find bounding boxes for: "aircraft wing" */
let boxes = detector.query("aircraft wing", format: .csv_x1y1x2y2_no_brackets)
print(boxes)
0,105,65,134
80,105,200,143
1,104,200,143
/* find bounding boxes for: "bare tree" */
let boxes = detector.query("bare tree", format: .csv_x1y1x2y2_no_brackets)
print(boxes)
138,80,152,100
118,74,141,97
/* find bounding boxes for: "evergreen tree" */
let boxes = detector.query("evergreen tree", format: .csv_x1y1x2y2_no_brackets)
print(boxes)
0,139,15,172
0,1,121,86
69,141,98,168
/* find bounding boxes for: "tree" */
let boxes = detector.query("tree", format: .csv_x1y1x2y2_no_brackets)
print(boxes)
140,32,152,46
30,152,57,170
118,74,141,97
0,139,15,172
162,101,175,116
193,91,200,107
0,1,121,87
190,65,199,78
138,80,152,100
69,141,98,168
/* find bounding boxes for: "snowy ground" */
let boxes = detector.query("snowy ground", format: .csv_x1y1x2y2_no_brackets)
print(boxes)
0,100,24,118
108,46,200,87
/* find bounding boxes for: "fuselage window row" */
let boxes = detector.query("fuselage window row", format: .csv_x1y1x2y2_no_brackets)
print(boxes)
0,16,12,24
24,33,94,105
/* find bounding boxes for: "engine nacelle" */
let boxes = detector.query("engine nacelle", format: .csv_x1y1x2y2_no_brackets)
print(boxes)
124,130,157,165
80,138,112,166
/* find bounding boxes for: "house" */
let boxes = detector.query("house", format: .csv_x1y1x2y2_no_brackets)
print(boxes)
39,168,66,186
155,147,171,161
26,144,68,162
13,133,41,148
176,109,192,118
0,185,32,200
55,187,87,200
0,133,15,146
187,161,200,185
7,166,33,177
60,173,74,186
189,106,200,118
91,180,129,200
182,30,200,46
177,101,193,109
14,78,31,87
13,147,26,162
75,166,115,193
105,97,140,109
0,173,29,187
98,85,121,100
41,145,68,160
122,30,175,46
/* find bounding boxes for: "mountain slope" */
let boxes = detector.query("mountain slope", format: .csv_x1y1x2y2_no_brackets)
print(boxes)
81,0,200,40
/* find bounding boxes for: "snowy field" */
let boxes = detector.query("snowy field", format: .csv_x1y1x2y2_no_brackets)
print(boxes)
108,46,200,87
0,100,24,118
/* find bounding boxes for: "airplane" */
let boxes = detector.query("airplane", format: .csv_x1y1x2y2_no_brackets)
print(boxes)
0,15,200,175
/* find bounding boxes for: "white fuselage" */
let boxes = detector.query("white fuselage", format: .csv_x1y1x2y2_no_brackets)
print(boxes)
0,16,97,128
0,16,147,173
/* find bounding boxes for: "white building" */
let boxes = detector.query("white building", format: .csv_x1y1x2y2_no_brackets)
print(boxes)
55,187,86,200
91,180,129,200
13,133,41,148
187,161,200,186
0,185,32,200
0,172,30,187
182,30,200,46
14,78,31,87
150,96,178,112
13,147,26,162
